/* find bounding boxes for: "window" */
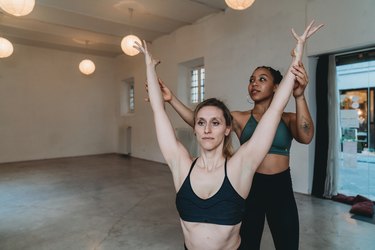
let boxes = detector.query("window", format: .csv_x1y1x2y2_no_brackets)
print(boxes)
177,57,204,107
129,82,135,113
120,78,135,115
190,66,205,104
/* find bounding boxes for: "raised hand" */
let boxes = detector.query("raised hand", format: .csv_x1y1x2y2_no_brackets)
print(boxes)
157,79,173,102
292,20,324,44
133,40,160,68
291,62,309,98
291,20,324,62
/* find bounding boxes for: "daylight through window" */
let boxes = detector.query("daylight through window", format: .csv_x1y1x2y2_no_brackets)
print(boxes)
129,82,135,113
190,66,205,104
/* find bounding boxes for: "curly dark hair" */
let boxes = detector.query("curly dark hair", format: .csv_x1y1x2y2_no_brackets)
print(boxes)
254,66,283,84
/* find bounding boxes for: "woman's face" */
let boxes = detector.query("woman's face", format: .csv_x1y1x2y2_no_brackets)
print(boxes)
248,68,278,102
194,106,231,152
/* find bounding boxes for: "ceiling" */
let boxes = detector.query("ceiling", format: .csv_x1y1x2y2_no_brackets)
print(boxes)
0,0,228,57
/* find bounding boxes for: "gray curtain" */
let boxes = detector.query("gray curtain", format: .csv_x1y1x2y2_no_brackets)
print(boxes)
323,55,340,198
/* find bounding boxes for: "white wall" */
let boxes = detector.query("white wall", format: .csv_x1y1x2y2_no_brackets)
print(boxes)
115,0,375,194
0,45,118,163
306,0,375,56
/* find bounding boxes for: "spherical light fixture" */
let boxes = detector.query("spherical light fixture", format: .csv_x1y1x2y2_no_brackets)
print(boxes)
79,59,95,75
225,0,255,10
121,34,141,56
0,0,35,16
121,8,142,56
0,37,14,58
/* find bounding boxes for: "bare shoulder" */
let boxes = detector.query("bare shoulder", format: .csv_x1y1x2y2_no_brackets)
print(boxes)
232,110,251,124
226,152,256,197
231,110,252,136
170,154,195,190
175,146,194,169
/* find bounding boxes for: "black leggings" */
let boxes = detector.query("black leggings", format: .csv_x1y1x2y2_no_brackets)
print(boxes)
239,168,299,250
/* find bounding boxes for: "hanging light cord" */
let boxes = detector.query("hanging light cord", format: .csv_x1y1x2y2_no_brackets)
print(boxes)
128,8,134,34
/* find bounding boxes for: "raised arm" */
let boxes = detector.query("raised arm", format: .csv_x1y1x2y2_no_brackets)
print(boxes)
134,41,190,169
237,21,323,172
289,62,315,143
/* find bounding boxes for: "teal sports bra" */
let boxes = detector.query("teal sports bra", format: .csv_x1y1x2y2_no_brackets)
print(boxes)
239,114,293,156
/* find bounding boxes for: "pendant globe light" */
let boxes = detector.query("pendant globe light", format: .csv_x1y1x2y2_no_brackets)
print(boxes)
225,0,255,10
0,0,35,16
79,41,95,75
79,59,95,75
121,8,141,56
0,37,14,58
121,34,141,56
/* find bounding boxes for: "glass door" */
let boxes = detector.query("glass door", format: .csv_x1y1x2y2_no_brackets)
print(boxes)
336,51,375,200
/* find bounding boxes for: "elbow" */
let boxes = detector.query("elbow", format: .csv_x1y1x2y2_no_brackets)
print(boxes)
294,126,314,144
303,137,313,144
297,124,314,144
297,133,314,144
306,131,315,144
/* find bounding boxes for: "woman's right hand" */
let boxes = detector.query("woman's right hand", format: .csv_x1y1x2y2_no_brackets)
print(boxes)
291,62,309,98
134,40,160,68
291,20,324,62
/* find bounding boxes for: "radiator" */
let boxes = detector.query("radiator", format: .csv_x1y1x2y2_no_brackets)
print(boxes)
119,126,132,155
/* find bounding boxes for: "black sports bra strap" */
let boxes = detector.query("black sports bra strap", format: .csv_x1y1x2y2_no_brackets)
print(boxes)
224,158,228,176
188,158,199,176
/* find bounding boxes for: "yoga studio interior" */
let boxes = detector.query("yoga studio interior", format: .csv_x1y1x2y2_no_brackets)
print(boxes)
0,0,374,249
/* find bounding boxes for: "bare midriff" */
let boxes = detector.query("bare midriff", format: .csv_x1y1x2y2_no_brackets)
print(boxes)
180,220,241,250
256,154,289,174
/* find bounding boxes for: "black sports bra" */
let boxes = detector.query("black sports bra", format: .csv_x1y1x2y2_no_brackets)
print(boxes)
175,158,245,225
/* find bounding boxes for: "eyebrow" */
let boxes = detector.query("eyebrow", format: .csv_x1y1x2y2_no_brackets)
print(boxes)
197,117,222,121
251,73,269,78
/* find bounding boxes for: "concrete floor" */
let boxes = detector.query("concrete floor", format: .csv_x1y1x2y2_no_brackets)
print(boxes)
338,154,375,200
0,154,374,250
